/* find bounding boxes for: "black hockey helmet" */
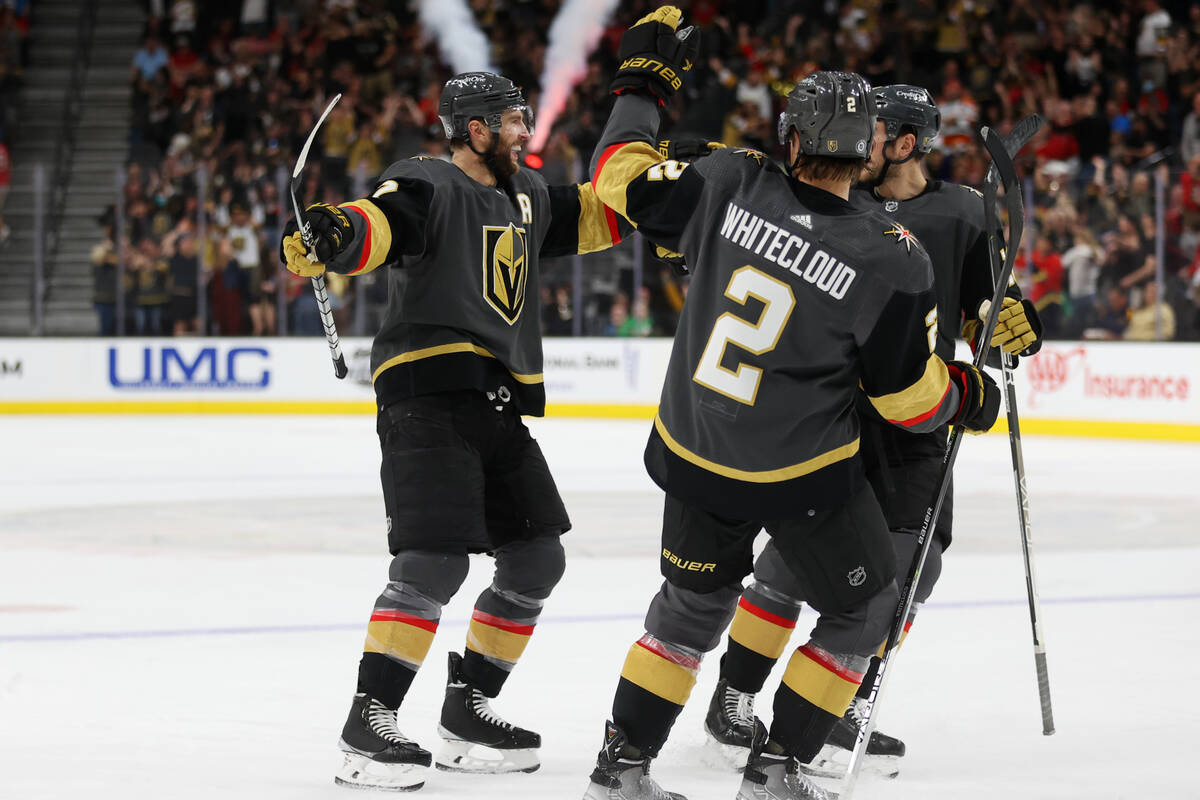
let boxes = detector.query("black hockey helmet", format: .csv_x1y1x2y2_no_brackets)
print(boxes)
777,71,876,160
873,84,940,153
438,72,534,142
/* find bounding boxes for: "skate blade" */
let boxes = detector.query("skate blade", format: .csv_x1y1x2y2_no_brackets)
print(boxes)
334,751,427,791
434,738,540,774
800,745,900,781
701,730,750,772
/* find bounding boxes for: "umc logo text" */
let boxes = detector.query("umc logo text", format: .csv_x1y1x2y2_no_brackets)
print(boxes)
108,346,270,389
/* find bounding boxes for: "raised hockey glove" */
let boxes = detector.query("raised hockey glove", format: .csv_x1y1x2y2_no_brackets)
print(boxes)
611,5,699,104
946,360,1001,434
653,244,688,275
279,202,353,276
656,138,726,161
963,296,1042,359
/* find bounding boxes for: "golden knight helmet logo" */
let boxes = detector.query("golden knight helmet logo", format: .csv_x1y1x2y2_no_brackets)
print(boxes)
482,222,529,325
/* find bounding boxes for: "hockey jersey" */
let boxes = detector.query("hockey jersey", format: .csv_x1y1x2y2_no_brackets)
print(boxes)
850,181,1027,545
592,94,966,518
322,156,626,415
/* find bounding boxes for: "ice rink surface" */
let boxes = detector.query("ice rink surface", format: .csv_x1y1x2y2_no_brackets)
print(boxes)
2,414,1198,800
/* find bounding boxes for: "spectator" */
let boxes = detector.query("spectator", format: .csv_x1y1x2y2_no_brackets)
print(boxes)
1063,225,1103,315
132,35,169,83
1125,281,1176,340
225,204,268,335
617,287,655,337
603,293,629,337
133,237,171,335
165,228,201,335
1029,235,1065,337
1182,92,1200,165
91,227,125,336
542,284,574,336
1092,286,1131,339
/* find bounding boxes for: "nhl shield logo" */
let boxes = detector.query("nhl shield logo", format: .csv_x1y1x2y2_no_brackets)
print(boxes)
482,222,529,325
847,566,866,587
884,200,899,213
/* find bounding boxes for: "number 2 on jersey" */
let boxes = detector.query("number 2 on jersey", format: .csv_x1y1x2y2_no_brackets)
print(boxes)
693,266,796,406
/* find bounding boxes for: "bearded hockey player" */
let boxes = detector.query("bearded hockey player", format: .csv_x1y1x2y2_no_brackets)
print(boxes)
578,8,1001,800
281,72,628,791
702,84,1042,782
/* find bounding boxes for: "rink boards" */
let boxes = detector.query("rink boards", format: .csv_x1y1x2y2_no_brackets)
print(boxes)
0,337,1197,441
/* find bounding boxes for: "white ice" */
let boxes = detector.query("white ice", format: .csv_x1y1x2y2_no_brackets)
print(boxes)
1,415,1198,800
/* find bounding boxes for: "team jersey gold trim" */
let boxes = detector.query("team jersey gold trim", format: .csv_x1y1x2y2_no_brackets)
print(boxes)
653,414,859,482
867,353,950,423
371,342,543,385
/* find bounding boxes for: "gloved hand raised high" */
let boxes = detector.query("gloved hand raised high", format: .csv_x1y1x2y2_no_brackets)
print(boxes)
610,5,700,104
279,202,354,277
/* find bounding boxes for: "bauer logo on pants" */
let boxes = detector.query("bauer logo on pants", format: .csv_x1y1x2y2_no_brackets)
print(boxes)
847,566,866,587
481,223,528,325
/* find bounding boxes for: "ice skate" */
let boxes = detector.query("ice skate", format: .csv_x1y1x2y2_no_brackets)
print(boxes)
582,721,687,800
737,732,836,800
800,697,903,780
435,652,541,774
703,678,767,770
334,693,431,792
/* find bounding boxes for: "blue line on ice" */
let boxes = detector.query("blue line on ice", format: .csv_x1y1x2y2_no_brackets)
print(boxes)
4,592,1200,643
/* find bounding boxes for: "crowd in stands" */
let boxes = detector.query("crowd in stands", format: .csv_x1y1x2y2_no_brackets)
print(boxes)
0,0,30,245
94,0,1200,341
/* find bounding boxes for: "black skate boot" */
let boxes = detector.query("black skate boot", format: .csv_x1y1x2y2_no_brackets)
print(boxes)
582,721,687,800
334,693,431,792
703,678,768,770
738,731,837,800
800,697,904,780
435,652,541,773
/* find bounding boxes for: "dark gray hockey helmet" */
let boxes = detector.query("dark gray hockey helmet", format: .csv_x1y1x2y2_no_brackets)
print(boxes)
777,71,876,159
873,84,940,153
438,72,534,141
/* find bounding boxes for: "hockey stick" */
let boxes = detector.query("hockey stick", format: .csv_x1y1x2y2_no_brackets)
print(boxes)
984,117,1056,737
289,93,347,380
840,128,1024,799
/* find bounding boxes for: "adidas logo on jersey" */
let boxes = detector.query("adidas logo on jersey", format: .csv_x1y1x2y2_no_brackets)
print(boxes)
790,214,813,229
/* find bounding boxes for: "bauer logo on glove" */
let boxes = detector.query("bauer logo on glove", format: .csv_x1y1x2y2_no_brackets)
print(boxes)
611,6,700,104
279,202,355,277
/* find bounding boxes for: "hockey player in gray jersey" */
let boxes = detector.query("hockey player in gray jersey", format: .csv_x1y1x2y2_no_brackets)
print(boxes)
702,84,1044,782
281,72,628,791
579,8,1001,800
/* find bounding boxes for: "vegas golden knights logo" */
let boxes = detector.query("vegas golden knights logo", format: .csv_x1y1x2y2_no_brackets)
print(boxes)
482,223,528,325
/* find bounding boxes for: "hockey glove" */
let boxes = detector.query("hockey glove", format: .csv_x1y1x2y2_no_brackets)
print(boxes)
946,360,1001,434
963,297,1043,359
279,202,354,276
654,244,688,275
611,5,700,104
656,138,726,161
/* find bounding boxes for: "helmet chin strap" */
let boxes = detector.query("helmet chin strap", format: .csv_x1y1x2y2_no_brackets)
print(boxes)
871,140,918,188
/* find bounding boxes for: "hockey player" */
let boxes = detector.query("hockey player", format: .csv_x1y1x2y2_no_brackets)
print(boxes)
702,84,1043,781
579,9,1001,800
280,72,629,792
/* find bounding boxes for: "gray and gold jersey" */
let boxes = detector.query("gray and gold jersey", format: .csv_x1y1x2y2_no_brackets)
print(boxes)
592,94,965,518
324,156,626,415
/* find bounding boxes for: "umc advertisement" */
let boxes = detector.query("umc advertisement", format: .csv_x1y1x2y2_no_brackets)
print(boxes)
0,338,1197,441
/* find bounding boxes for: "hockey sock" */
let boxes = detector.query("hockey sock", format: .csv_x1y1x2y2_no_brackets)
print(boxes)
769,642,867,762
358,593,442,709
721,582,802,693
612,634,703,757
461,585,543,697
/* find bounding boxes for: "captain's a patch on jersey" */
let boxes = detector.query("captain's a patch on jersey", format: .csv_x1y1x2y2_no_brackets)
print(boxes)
884,222,919,253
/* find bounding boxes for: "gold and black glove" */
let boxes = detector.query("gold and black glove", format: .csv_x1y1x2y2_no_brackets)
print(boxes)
279,202,354,277
963,296,1043,363
656,138,726,161
611,5,700,104
653,244,688,275
946,360,1001,434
